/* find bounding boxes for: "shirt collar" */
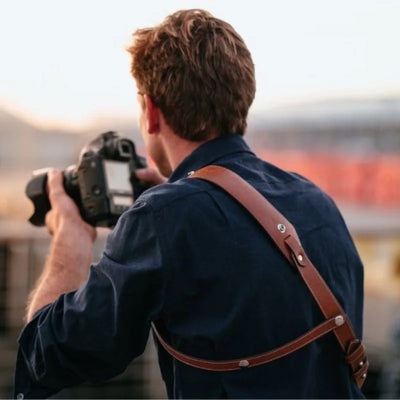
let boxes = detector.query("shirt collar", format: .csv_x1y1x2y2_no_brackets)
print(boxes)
168,134,254,182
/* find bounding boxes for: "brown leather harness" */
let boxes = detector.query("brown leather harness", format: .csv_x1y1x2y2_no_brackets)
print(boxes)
151,165,368,388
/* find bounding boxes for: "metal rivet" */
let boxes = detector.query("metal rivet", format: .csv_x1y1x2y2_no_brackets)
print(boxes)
297,254,303,262
359,361,364,367
239,359,249,368
362,373,367,379
277,224,286,233
187,171,194,176
17,394,24,400
335,315,345,327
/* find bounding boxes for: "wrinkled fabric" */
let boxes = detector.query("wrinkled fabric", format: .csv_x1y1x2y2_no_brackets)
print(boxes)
15,134,365,399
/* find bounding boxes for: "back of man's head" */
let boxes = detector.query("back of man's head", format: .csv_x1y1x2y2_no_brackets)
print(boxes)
127,9,256,141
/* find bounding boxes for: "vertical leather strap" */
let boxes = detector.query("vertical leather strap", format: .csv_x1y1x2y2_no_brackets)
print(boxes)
188,165,368,387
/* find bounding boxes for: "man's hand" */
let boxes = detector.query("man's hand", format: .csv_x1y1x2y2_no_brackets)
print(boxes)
45,169,96,241
135,167,168,186
25,169,97,322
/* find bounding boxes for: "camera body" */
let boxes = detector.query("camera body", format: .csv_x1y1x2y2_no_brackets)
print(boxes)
26,131,149,227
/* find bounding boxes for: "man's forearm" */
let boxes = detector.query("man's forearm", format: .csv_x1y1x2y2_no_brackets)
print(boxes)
26,223,94,322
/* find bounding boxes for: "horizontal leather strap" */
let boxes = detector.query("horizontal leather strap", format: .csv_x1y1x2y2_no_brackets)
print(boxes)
152,315,343,372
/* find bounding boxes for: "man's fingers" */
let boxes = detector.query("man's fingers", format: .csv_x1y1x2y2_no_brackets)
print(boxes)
45,210,54,236
135,168,158,182
47,169,66,202
135,168,167,186
47,169,79,215
45,169,97,241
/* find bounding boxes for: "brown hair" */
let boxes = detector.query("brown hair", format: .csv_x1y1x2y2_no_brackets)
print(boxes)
127,9,255,141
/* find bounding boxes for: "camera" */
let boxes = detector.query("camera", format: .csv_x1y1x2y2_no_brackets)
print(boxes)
26,131,149,227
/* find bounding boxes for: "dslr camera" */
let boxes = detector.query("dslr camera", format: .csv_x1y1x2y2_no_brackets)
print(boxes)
26,131,149,227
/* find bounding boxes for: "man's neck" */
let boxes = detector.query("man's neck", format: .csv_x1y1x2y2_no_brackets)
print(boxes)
161,128,216,174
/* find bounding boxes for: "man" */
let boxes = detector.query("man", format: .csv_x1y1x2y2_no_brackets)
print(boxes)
14,9,365,399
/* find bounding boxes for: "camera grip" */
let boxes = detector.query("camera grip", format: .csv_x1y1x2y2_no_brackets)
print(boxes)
25,173,51,226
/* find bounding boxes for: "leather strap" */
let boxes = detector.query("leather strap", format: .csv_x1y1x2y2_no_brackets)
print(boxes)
152,165,368,388
151,315,344,372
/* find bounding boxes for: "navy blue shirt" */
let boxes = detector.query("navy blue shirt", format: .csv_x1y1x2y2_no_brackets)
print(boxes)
15,134,365,398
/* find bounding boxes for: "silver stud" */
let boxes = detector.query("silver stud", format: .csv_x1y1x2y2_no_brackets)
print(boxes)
187,171,194,176
297,254,303,262
362,373,367,379
335,315,345,327
359,361,364,367
239,359,249,368
277,224,286,233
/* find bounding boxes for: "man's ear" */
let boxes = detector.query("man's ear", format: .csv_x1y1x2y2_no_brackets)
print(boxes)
144,94,160,134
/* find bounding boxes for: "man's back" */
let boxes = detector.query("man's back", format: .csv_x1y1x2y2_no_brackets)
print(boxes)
136,134,364,398
15,134,364,399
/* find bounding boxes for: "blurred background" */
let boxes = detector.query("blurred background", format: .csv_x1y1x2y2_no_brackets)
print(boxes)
1,0,399,398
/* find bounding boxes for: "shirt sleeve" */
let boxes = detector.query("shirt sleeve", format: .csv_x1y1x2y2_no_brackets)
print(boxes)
14,200,165,399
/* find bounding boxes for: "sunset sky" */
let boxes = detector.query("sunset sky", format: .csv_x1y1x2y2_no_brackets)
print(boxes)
1,0,399,130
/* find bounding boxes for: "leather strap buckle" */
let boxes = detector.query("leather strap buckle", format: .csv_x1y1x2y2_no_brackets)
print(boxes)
345,339,369,386
284,235,308,268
